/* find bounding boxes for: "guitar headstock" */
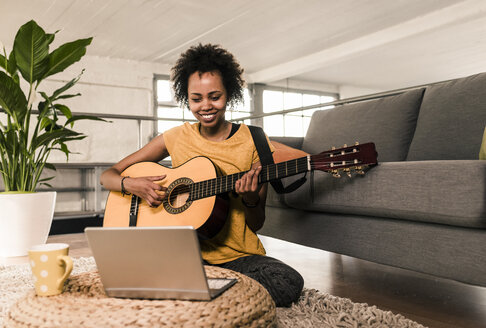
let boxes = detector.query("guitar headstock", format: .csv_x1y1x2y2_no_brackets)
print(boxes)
311,142,378,177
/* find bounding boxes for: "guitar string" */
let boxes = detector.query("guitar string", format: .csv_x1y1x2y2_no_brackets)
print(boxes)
169,157,366,202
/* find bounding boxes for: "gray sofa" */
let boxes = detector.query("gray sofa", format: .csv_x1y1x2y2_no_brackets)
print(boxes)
262,72,486,287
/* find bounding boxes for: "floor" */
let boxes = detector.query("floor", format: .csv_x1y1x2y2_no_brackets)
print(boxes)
259,235,486,328
3,233,485,328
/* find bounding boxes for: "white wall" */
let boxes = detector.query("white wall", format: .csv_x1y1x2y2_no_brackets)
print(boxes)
40,55,170,164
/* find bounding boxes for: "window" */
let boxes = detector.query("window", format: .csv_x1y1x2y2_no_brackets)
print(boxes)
225,88,251,125
263,89,337,137
155,75,188,134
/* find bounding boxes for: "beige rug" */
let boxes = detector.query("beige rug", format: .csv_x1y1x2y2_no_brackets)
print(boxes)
0,257,426,328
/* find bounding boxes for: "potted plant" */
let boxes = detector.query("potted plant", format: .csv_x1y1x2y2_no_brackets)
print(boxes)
0,20,105,257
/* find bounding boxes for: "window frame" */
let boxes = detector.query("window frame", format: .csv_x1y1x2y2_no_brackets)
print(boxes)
261,85,338,137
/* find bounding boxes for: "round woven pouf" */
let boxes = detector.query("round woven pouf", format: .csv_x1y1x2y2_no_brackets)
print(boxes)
4,266,276,328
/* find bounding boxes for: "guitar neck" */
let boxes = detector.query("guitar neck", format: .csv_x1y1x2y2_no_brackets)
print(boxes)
190,156,310,201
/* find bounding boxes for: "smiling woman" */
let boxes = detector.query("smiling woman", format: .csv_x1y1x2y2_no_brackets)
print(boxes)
100,43,304,307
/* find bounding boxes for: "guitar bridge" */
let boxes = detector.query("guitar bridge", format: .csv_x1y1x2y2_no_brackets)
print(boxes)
129,195,141,226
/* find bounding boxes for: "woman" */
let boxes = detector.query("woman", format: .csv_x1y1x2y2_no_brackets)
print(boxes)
100,43,304,307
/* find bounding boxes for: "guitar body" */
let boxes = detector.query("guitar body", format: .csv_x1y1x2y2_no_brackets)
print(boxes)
271,141,309,163
103,157,229,238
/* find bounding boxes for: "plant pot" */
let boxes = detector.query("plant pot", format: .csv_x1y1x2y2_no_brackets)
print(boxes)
0,191,57,257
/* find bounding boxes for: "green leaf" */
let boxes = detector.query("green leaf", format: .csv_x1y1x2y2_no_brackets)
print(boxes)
55,93,81,100
60,143,69,157
44,38,92,78
38,100,46,113
0,53,6,71
5,129,17,151
7,51,17,76
65,114,108,125
13,20,50,84
38,93,54,117
33,128,78,149
44,163,57,171
46,32,58,45
12,73,20,84
51,72,83,100
0,71,28,123
40,116,53,130
39,91,50,102
54,104,72,120
56,135,87,143
40,182,54,188
0,51,17,77
39,176,55,182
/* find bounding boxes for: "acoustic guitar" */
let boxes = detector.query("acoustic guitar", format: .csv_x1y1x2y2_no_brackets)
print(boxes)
103,142,378,238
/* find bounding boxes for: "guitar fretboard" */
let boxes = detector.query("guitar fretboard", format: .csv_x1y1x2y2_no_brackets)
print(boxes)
189,156,309,201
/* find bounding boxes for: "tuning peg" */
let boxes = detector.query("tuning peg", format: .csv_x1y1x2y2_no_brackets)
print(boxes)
331,169,341,178
332,146,336,150
355,166,365,175
344,168,352,178
355,141,359,145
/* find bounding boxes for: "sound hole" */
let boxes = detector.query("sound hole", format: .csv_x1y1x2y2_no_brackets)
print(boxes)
168,184,190,208
163,177,193,214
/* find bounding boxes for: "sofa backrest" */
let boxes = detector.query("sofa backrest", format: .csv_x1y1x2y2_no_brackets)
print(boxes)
406,72,486,161
302,88,424,162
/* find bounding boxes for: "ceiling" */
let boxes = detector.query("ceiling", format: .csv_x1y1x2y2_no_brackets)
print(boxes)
1,0,486,91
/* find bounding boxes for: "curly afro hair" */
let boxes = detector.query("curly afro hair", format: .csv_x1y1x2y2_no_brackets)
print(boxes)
170,43,245,109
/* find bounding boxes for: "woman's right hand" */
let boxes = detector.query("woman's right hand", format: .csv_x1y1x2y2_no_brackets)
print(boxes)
122,175,167,207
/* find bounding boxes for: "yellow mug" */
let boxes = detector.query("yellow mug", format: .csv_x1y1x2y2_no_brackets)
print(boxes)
28,243,73,296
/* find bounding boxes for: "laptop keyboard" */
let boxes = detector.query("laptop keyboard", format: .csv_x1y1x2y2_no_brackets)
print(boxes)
207,278,233,290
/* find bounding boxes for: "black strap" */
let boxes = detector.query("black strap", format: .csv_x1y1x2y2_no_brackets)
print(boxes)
248,125,306,194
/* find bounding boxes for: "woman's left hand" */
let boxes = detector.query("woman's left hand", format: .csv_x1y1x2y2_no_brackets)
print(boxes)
235,166,262,205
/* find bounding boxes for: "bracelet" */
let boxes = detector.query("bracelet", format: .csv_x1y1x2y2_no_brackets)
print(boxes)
242,196,259,208
121,176,131,196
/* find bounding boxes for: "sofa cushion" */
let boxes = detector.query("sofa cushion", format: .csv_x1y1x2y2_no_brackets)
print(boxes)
283,160,486,228
407,73,486,160
302,88,424,162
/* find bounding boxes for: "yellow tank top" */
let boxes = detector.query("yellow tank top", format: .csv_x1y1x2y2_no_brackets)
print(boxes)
163,122,274,264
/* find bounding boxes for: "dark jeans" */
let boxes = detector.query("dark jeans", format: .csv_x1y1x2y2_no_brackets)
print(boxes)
207,255,304,307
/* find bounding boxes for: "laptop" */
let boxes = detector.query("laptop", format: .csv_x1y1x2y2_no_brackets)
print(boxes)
84,226,237,301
